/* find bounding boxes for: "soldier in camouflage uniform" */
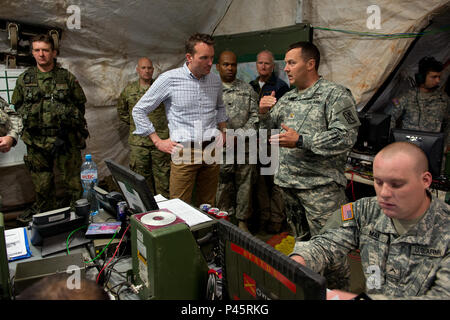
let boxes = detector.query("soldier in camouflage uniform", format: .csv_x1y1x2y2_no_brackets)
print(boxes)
117,57,170,198
387,57,449,148
290,142,450,299
11,34,89,223
260,42,359,290
215,51,259,232
0,96,23,211
260,42,360,241
0,96,22,153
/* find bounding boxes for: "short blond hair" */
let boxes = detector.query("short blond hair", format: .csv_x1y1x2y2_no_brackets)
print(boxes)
376,142,429,174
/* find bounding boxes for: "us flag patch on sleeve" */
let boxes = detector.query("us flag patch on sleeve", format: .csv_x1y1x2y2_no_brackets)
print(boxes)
341,203,354,221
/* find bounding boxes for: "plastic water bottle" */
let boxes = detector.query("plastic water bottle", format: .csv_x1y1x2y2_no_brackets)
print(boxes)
80,154,99,218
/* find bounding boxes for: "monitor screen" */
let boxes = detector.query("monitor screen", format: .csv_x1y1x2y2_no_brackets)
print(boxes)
0,213,12,299
391,129,445,178
354,113,391,154
216,219,326,300
105,159,159,214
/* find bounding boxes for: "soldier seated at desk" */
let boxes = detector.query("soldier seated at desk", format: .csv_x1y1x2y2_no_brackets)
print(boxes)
290,141,450,300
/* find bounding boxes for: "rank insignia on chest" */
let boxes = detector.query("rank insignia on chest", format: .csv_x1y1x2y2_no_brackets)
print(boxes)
288,112,295,119
341,203,354,221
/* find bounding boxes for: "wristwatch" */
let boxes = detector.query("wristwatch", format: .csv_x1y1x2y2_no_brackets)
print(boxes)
296,135,303,148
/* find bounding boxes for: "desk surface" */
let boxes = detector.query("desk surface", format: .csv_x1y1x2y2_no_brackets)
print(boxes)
8,209,139,300
345,172,374,186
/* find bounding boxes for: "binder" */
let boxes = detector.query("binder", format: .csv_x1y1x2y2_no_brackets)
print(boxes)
5,227,32,261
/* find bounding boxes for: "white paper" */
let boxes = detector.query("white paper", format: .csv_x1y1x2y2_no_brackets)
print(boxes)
154,194,168,203
4,227,28,260
156,198,212,227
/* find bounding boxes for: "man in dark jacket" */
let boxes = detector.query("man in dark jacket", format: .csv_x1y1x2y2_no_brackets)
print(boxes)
249,50,290,234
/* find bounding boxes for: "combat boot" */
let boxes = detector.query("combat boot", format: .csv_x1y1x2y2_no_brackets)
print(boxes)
266,221,282,234
238,220,251,234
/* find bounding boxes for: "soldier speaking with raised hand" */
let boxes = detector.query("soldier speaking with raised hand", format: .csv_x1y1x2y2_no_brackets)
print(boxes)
259,41,360,290
259,41,360,242
11,34,89,223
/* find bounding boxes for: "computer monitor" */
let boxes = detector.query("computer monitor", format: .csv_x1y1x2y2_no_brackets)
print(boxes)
391,129,445,178
216,219,326,300
0,213,12,300
354,112,391,154
105,159,159,214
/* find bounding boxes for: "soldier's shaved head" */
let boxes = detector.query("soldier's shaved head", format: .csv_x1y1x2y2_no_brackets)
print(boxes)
375,141,429,175
218,51,236,64
138,57,152,66
373,141,432,220
136,57,154,83
216,51,237,83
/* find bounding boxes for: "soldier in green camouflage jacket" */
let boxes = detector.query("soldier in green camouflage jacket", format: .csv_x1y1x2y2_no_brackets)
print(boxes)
117,57,170,198
291,142,449,299
11,34,89,223
388,57,449,148
0,96,23,211
260,42,360,241
215,51,259,232
0,96,22,153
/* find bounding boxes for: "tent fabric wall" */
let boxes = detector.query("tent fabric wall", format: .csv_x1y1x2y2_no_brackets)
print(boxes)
215,0,449,110
0,0,449,209
0,0,233,208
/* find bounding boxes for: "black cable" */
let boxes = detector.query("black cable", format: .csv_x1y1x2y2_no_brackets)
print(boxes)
104,237,130,285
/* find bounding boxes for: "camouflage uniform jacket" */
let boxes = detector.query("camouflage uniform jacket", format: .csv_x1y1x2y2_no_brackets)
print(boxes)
291,196,450,299
222,79,259,152
117,80,168,146
390,88,450,146
260,77,360,189
0,96,23,145
11,66,88,150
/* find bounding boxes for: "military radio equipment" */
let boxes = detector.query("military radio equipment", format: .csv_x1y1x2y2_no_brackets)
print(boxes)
130,209,214,300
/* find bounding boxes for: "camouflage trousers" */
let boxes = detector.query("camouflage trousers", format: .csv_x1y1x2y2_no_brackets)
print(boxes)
254,141,286,228
281,183,347,240
129,144,170,199
282,183,351,290
255,173,285,224
23,143,83,213
216,163,256,220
